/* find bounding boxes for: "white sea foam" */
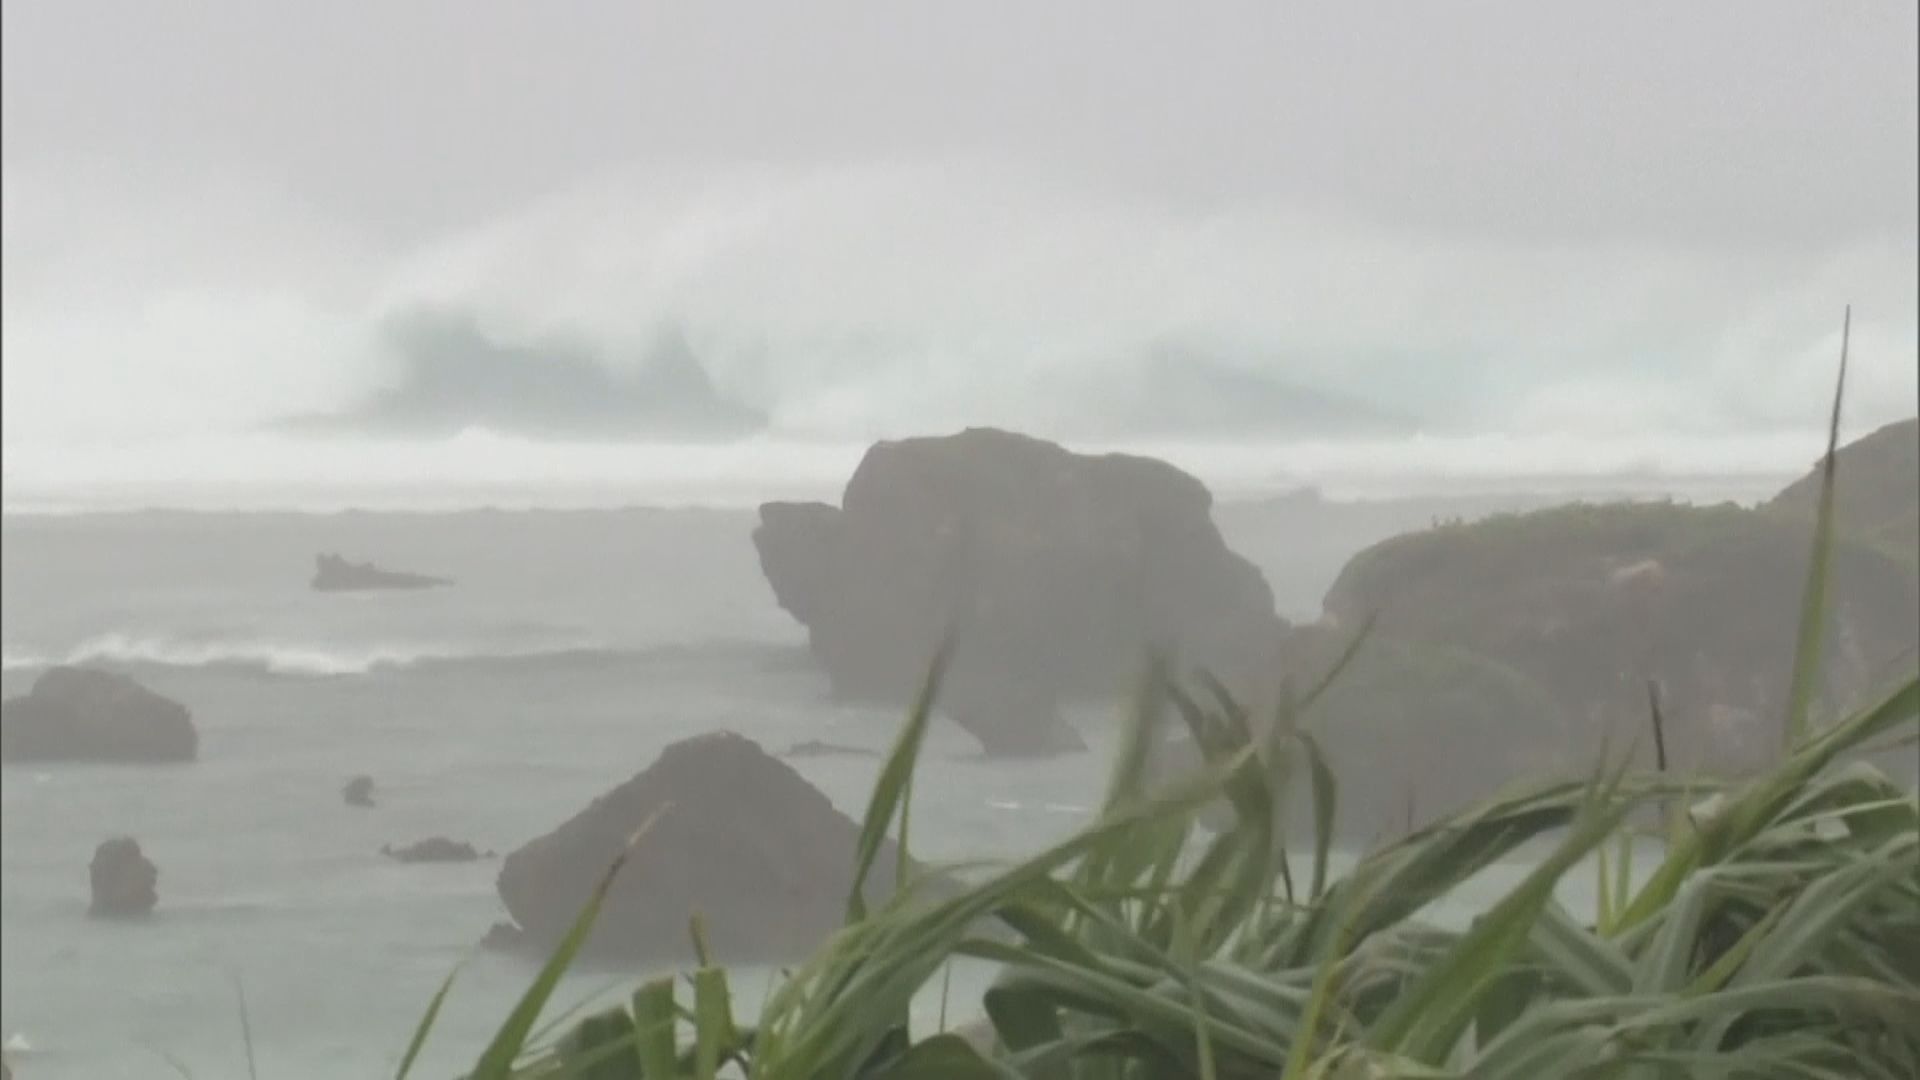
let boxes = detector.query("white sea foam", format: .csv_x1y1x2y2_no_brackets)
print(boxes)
1,632,606,678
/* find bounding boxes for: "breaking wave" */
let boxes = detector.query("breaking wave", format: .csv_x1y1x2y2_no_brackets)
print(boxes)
5,157,1914,457
0,633,808,680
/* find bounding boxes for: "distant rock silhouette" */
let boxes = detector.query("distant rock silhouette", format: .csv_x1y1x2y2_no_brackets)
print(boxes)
753,428,1289,756
342,775,376,808
782,740,880,759
88,837,158,917
310,553,452,592
382,837,490,863
1,667,197,763
494,731,919,964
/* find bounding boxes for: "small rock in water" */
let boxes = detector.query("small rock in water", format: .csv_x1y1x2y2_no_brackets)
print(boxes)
88,836,158,918
342,775,376,807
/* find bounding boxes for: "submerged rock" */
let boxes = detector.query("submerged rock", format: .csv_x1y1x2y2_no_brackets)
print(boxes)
89,836,158,918
753,428,1288,756
382,837,490,863
342,775,376,808
310,553,452,592
494,731,917,965
1,667,198,763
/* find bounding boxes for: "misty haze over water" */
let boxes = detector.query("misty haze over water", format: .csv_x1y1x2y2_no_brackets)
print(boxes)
2,2,1917,1077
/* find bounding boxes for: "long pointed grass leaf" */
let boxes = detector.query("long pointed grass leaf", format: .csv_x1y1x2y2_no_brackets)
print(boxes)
396,958,465,1079
848,638,952,923
469,807,667,1079
1783,305,1850,749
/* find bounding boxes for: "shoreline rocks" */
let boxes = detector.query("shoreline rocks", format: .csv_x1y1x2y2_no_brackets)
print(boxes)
88,837,158,918
493,731,918,965
1,667,198,763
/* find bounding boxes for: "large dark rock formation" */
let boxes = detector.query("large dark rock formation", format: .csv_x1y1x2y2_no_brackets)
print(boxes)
88,836,158,917
753,428,1290,755
310,553,452,592
1319,500,1919,782
1,667,198,763
494,731,914,964
382,837,490,863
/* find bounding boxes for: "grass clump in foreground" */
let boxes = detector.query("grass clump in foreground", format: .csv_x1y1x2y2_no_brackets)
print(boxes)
412,321,1919,1079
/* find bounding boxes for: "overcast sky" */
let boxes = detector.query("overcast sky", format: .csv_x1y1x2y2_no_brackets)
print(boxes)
3,0,1916,453
8,0,1913,248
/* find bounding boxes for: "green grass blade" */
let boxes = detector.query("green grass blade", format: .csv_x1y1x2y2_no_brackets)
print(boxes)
848,638,953,923
631,977,679,1078
1295,729,1338,904
1783,304,1850,749
1102,654,1170,815
468,807,667,1080
233,976,259,1080
396,958,466,1079
1368,774,1631,1063
1281,879,1375,1080
861,1032,1017,1079
1297,611,1378,718
692,967,737,1080
1729,834,1916,987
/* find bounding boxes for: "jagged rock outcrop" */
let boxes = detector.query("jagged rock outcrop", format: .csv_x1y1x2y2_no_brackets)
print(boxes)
343,775,376,807
1,667,198,763
310,553,452,592
494,731,915,964
382,837,490,863
752,428,1290,756
88,836,158,917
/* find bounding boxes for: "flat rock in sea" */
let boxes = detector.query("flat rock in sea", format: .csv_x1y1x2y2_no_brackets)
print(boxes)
381,837,491,863
494,731,916,965
310,553,452,592
0,666,198,763
752,428,1289,756
781,739,879,759
89,836,158,918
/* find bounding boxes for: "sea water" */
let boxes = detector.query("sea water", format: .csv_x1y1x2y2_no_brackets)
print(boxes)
0,501,1688,1078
